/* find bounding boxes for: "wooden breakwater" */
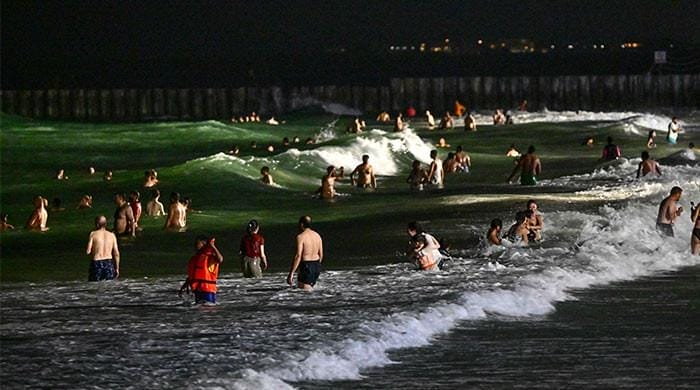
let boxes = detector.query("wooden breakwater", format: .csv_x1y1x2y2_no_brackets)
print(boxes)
1,74,698,122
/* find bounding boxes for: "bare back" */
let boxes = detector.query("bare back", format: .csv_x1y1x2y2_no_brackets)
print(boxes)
87,228,119,261
296,229,323,261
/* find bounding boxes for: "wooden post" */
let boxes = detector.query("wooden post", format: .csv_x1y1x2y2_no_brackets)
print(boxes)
164,89,178,119
32,90,46,118
59,90,72,119
444,77,457,110
192,89,204,119
390,78,404,112
46,90,59,119
205,88,217,118
231,87,245,116
99,90,112,121
125,89,139,121
351,85,363,112
1,90,17,115
379,86,391,113
86,90,99,120
404,78,416,109
418,78,429,111
178,89,191,119
364,86,378,113
73,89,86,120
153,89,165,119
18,90,31,118
431,78,445,114
112,90,126,121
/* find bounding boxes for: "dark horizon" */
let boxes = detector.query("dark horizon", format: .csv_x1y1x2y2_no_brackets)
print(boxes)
2,0,700,88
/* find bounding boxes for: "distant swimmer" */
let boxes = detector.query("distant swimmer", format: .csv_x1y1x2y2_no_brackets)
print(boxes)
145,189,165,216
455,145,471,173
129,190,142,231
465,112,476,131
526,199,544,241
411,234,438,271
637,151,662,178
86,215,120,281
376,111,391,122
425,110,436,129
427,150,444,188
25,196,49,231
260,166,274,185
1,213,15,232
453,100,466,117
77,194,93,209
601,137,621,161
350,155,377,189
394,113,407,132
487,219,502,245
144,169,159,188
691,201,700,255
582,136,594,147
181,236,224,304
113,193,135,237
493,109,506,125
406,221,443,267
439,111,454,129
407,160,428,191
287,216,323,291
239,219,268,278
656,186,683,237
436,137,450,148
506,144,521,158
319,165,344,199
507,145,541,185
518,99,528,111
56,169,68,180
647,130,657,149
667,117,682,144
266,117,279,125
103,170,113,182
506,211,531,245
443,152,460,175
164,192,187,231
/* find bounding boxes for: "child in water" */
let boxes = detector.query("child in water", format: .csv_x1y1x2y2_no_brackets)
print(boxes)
487,219,502,245
260,166,274,185
411,234,438,271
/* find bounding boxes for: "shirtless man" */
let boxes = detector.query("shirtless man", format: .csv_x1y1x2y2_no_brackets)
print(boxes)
320,166,343,199
507,145,541,185
260,166,274,185
287,216,323,291
350,155,377,189
394,113,406,132
691,201,700,255
146,189,165,216
407,160,427,191
526,199,544,241
465,112,476,131
427,150,444,188
86,215,120,281
637,151,662,178
26,196,49,231
455,145,471,173
113,193,136,237
164,192,187,230
656,186,683,237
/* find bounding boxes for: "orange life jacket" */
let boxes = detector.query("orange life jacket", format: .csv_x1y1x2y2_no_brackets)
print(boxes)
187,246,219,293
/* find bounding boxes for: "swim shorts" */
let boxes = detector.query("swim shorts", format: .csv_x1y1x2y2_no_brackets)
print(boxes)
194,291,216,304
242,256,263,278
298,260,321,286
693,228,700,240
88,259,116,281
520,173,537,186
656,222,675,237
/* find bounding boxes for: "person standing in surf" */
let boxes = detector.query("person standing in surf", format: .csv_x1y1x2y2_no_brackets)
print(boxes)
601,136,621,161
487,219,503,246
656,186,684,237
182,235,224,304
25,196,49,231
637,151,662,178
287,216,323,291
113,193,135,237
407,160,428,191
507,145,541,185
667,117,682,144
350,154,377,189
427,150,444,188
86,215,120,281
164,192,187,231
239,219,268,278
691,201,700,255
319,165,344,199
526,199,544,241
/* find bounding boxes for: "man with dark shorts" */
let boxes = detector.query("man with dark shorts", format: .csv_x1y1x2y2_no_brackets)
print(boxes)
507,145,541,185
86,215,120,281
656,186,683,237
287,215,323,291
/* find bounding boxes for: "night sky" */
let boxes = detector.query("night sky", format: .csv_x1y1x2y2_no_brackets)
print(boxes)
2,0,699,87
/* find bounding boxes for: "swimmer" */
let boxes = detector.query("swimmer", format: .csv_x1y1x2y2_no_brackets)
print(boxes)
239,219,268,277
394,113,406,132
266,117,279,125
88,167,96,175
25,196,49,231
526,199,544,241
439,112,454,129
656,186,683,237
260,166,274,185
427,150,444,188
637,151,662,178
646,130,657,149
348,117,365,133
129,191,142,231
691,201,700,255
376,111,391,122
250,141,257,149
266,144,275,153
76,194,92,210
287,216,323,291
443,152,460,175
56,169,68,180
487,219,502,245
411,234,438,271
667,116,682,144
506,144,521,158
436,137,450,148
103,170,113,182
1,213,15,232
164,192,187,231
227,145,240,156
582,136,594,147
425,110,436,129
453,100,466,117
113,193,135,237
145,189,165,216
492,109,506,125
318,165,343,199
406,160,427,191
601,137,621,161
144,169,159,188
506,211,531,245
350,155,377,189
507,145,541,185
465,112,476,131
282,137,290,147
455,145,471,173
518,100,528,111
86,215,120,281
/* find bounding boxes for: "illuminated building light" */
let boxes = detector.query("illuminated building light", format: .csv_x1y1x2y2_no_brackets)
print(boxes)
477,39,483,45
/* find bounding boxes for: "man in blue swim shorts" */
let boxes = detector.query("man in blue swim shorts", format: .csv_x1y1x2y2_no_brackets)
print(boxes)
86,215,120,281
287,216,323,291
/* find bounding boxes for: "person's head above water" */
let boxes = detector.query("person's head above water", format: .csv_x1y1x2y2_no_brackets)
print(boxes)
641,151,650,160
490,218,502,230
527,145,536,154
299,215,312,230
407,221,423,236
326,165,335,175
362,154,369,163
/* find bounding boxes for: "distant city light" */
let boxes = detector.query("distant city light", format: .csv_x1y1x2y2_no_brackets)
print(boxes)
567,44,574,49
550,45,555,49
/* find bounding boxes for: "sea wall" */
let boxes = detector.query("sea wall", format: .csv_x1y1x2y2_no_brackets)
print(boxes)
1,74,698,121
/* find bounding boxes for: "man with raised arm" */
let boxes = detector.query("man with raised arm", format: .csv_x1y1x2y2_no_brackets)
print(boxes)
656,186,684,237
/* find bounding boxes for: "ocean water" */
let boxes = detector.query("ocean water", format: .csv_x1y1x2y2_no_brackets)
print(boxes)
1,109,699,388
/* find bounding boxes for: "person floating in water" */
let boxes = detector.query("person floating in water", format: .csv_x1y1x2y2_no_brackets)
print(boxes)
691,201,700,255
407,160,428,191
113,193,135,237
637,151,662,178
526,199,544,241
181,235,224,304
86,215,120,281
146,189,165,216
287,215,323,291
26,196,49,231
164,192,187,231
350,154,377,189
507,145,541,185
487,219,503,246
667,116,682,144
1,213,15,232
239,219,268,278
260,166,274,185
656,186,683,237
601,136,621,161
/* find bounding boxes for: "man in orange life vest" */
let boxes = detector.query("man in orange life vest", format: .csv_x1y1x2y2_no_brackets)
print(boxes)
183,235,224,304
